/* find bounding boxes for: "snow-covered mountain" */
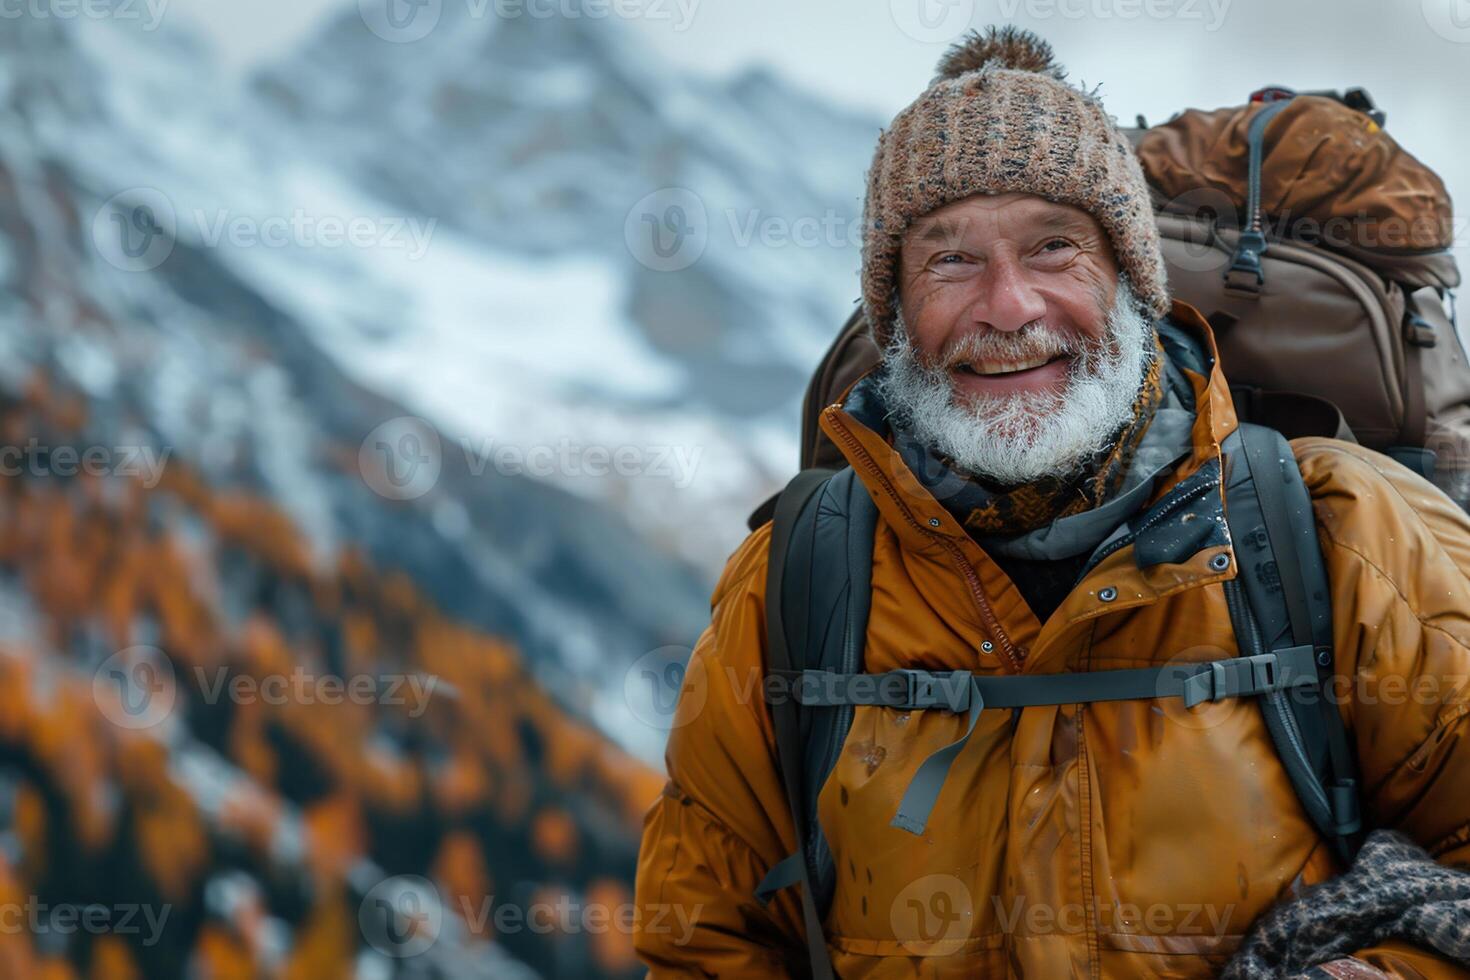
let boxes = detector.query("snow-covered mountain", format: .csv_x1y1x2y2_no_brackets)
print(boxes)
252,3,884,574
0,0,888,823
0,7,756,772
0,8,883,971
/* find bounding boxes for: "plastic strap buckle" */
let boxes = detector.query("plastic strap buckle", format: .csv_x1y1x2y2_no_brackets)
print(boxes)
1245,651,1280,691
893,669,971,713
1182,652,1295,708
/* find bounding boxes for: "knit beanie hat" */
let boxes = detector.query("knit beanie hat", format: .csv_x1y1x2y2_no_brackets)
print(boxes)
861,26,1170,347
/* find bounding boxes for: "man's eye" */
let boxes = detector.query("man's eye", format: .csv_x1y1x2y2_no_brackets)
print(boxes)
936,253,966,264
1041,238,1072,252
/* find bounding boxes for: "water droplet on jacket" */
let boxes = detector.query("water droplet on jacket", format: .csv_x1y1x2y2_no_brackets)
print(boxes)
849,740,887,776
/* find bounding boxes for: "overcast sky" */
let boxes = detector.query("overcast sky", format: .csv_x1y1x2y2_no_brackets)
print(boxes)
171,0,1469,253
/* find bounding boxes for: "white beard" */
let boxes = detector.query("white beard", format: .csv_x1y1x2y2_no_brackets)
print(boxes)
877,282,1157,485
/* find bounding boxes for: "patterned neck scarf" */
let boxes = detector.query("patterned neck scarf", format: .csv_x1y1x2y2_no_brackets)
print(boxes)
902,332,1168,538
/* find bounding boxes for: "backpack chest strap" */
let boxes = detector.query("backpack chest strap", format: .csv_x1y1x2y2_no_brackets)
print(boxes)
777,646,1317,713
772,646,1318,836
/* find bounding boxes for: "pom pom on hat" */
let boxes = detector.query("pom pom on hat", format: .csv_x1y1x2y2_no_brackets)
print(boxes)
933,25,1067,82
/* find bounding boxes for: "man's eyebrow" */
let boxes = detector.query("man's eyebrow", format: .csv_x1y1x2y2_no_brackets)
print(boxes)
908,218,971,245
1030,210,1092,234
906,210,1089,246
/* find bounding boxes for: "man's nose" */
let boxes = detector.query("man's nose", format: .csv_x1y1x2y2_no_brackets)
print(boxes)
970,254,1046,333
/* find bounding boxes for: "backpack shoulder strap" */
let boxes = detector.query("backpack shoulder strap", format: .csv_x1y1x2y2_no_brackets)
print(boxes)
753,432,1363,956
754,466,876,975
1222,423,1363,862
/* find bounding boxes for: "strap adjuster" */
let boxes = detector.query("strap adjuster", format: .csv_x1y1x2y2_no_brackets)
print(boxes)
893,669,971,712
1183,660,1230,708
1181,650,1307,708
1330,779,1362,837
1247,650,1279,690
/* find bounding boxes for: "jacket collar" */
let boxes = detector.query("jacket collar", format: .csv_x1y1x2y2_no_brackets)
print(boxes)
818,300,1234,554
815,300,1239,672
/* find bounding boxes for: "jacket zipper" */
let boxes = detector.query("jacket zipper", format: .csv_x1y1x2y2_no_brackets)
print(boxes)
825,413,1023,673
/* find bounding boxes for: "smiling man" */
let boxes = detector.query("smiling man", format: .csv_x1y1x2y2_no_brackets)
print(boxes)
634,27,1470,979
881,192,1155,490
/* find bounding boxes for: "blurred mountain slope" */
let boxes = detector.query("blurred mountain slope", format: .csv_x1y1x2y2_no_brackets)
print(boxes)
0,5,879,975
0,6,717,764
0,375,656,976
0,8,744,979
253,4,882,573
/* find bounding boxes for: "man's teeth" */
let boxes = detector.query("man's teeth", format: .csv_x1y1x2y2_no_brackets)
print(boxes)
959,354,1056,376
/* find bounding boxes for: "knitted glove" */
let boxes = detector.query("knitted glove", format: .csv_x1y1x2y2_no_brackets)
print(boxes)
1222,830,1470,979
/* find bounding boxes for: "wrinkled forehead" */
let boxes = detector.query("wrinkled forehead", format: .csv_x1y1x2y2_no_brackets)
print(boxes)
903,192,1103,252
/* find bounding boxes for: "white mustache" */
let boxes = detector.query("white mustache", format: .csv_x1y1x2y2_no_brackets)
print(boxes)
937,323,1078,373
878,282,1154,485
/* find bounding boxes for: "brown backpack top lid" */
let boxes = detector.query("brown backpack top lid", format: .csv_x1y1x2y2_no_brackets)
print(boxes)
1136,95,1456,284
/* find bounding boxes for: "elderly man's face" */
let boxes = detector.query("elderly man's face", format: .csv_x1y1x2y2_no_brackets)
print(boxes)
896,192,1120,400
882,192,1155,486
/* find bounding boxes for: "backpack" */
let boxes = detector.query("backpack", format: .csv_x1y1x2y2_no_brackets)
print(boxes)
750,85,1470,522
754,423,1361,980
